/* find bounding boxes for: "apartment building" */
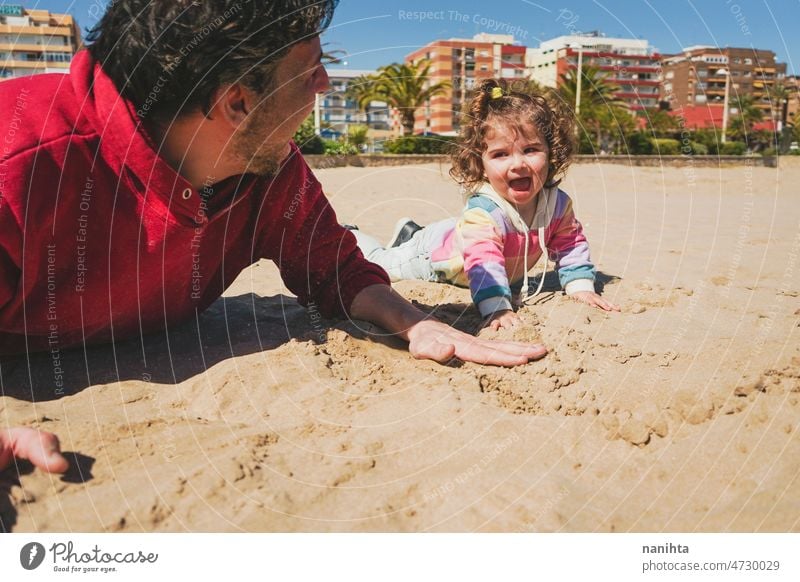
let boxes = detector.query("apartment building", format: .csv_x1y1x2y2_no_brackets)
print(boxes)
660,46,787,116
405,33,526,135
0,5,81,81
527,33,662,111
786,76,800,122
320,69,392,137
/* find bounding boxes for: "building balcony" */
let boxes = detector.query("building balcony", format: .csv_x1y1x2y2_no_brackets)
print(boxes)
0,24,73,36
613,78,660,86
616,92,657,100
3,59,46,68
0,42,72,52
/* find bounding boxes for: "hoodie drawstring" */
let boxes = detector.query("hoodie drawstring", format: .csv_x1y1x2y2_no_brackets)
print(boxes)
518,226,547,305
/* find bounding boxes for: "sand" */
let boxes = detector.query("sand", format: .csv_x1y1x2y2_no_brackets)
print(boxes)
1,160,799,532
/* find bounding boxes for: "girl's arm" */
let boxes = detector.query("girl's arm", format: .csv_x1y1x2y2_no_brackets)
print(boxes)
458,206,514,318
548,194,619,311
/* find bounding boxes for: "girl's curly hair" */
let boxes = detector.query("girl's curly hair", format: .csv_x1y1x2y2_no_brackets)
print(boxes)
450,78,576,192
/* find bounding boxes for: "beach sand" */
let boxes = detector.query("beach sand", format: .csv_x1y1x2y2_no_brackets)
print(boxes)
2,160,799,532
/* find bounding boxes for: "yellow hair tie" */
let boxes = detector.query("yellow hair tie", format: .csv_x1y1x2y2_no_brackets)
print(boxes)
490,86,503,99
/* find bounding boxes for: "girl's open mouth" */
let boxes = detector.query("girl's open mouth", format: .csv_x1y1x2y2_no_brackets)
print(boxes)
508,177,531,192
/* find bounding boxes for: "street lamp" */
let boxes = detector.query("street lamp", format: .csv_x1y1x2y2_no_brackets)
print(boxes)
716,68,731,143
571,44,584,117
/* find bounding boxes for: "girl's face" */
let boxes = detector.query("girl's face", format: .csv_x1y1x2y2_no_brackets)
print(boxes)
480,120,549,213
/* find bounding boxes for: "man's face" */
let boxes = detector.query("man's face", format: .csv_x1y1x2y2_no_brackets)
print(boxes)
233,36,329,175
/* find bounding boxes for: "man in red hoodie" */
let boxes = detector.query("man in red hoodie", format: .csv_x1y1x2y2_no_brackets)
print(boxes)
0,1,546,473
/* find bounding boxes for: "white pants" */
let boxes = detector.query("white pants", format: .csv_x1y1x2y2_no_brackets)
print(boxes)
353,218,456,282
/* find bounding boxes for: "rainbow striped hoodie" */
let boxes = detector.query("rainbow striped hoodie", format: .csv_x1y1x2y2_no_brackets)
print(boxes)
429,185,596,317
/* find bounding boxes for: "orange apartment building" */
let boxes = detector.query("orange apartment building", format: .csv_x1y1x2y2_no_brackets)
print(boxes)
405,33,527,135
0,5,81,81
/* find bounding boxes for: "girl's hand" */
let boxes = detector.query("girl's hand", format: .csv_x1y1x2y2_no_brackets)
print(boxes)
484,309,521,331
569,291,620,312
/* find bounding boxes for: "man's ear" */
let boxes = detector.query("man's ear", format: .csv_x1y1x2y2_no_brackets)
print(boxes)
210,84,252,127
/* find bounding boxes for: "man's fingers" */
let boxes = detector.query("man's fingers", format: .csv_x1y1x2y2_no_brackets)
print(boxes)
454,338,547,367
6,428,69,474
408,321,548,367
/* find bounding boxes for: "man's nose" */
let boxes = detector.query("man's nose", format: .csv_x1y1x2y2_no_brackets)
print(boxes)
316,66,330,94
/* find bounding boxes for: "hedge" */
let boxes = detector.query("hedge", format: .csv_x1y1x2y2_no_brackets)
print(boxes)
383,135,457,154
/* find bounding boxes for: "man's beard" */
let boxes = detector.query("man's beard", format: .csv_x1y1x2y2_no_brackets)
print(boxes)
232,105,290,177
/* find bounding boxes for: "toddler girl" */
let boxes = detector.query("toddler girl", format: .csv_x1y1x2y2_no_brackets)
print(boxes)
353,79,618,329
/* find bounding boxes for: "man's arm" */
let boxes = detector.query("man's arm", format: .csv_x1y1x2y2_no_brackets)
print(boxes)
349,284,547,367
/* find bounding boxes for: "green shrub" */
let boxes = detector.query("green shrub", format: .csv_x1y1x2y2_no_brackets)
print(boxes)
691,129,722,155
292,116,324,154
322,139,358,156
383,135,457,154
761,147,777,156
347,124,369,149
719,141,747,155
624,132,653,155
651,138,680,155
684,141,708,155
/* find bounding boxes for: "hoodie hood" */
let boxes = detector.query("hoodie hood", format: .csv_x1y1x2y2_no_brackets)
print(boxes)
472,184,559,234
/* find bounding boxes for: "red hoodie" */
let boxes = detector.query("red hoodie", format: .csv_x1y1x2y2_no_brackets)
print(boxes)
0,51,389,355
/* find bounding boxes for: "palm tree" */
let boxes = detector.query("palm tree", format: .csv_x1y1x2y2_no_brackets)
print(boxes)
558,65,626,113
557,65,628,152
640,108,680,138
345,73,381,126
347,61,450,136
512,76,548,97
728,94,764,144
767,82,790,126
792,110,800,145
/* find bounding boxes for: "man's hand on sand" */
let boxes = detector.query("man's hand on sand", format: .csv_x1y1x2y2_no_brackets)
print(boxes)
407,319,547,367
0,427,69,474
350,285,547,367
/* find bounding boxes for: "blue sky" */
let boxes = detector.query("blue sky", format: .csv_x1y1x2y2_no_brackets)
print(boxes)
17,0,800,74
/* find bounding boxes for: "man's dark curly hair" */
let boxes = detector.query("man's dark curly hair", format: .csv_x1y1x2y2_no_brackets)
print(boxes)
86,0,338,121
450,78,576,192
